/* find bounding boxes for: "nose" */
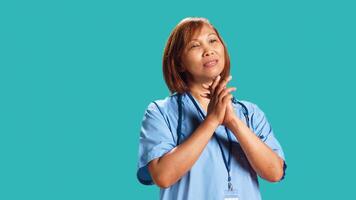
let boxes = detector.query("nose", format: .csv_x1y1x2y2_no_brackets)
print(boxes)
203,50,215,57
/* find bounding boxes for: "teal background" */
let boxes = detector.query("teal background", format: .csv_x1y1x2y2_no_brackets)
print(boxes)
1,0,355,199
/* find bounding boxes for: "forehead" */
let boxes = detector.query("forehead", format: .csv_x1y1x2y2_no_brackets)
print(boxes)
189,24,217,41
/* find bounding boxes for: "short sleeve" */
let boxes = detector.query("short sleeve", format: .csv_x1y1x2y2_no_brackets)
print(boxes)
136,102,176,185
251,104,287,181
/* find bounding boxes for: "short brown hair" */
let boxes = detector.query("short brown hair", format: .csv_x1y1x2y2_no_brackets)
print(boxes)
162,17,231,95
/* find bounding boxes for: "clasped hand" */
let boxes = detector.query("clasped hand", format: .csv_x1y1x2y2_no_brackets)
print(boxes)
201,75,238,128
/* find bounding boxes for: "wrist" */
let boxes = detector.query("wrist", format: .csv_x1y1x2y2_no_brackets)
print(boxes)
225,115,241,130
205,115,219,128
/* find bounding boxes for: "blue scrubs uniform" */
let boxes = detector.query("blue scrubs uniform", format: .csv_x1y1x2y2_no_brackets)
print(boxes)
137,92,286,200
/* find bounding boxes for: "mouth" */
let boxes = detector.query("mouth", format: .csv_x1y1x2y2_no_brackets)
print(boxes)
203,59,218,68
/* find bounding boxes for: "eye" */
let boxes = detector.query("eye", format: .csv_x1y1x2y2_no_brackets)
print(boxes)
209,39,217,43
189,43,200,49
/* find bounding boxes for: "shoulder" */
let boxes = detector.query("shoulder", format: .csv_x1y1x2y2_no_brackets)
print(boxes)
232,97,262,113
232,98,268,121
145,93,179,115
141,94,179,131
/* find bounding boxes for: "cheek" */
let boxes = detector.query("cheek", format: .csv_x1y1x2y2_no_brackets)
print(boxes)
218,47,226,66
217,45,225,56
186,53,201,65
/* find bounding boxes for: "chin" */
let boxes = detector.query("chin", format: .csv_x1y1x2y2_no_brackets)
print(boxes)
215,65,225,76
202,74,219,83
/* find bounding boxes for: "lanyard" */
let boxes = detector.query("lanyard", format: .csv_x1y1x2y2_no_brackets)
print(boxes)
176,92,250,190
186,92,234,189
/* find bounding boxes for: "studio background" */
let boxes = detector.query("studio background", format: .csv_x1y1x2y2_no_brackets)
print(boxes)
1,0,355,199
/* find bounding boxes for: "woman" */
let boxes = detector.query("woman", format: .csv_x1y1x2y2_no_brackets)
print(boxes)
137,17,287,200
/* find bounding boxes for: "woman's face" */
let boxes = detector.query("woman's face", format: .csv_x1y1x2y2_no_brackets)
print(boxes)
181,24,225,84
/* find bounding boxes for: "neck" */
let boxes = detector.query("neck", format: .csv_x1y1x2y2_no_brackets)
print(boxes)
187,79,213,111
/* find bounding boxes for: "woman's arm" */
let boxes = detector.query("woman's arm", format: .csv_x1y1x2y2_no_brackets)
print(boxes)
226,116,284,182
202,75,284,182
148,116,218,188
149,76,234,188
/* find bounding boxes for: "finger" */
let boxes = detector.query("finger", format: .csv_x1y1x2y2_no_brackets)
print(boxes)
222,93,233,105
210,75,221,98
201,77,217,88
205,79,214,87
202,83,212,92
202,83,209,89
201,84,212,96
200,92,211,99
216,75,232,99
218,87,236,102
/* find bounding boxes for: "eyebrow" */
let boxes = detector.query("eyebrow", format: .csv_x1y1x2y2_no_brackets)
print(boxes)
189,33,217,42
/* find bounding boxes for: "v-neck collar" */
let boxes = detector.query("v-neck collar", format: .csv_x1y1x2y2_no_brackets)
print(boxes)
181,91,242,120
185,92,208,119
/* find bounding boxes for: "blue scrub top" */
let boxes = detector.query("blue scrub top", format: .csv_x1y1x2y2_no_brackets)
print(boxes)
137,92,286,200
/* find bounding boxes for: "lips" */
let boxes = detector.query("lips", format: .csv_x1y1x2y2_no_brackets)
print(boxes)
203,59,218,68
